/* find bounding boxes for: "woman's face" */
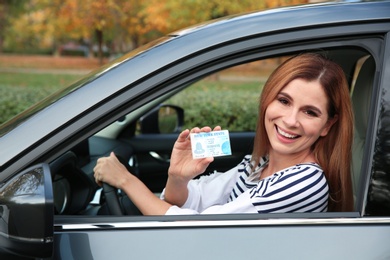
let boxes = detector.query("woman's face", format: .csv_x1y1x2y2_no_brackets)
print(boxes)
264,78,336,159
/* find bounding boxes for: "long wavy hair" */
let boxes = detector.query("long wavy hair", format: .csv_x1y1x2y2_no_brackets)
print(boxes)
251,53,354,212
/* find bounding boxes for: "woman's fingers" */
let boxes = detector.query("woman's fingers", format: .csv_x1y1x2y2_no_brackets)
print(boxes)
176,129,190,142
213,125,221,131
190,126,220,134
94,153,118,185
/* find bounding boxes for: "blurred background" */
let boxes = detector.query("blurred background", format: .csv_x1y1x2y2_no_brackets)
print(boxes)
0,0,324,125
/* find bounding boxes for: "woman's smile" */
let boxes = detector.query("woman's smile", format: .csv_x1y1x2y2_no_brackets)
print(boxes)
275,125,300,140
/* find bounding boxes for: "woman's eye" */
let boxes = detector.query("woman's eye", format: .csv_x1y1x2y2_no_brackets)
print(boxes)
305,110,318,117
278,98,289,105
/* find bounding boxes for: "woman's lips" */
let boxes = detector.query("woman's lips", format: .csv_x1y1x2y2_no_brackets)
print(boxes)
276,126,300,139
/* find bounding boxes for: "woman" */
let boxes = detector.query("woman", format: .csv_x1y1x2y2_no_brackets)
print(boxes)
94,53,354,215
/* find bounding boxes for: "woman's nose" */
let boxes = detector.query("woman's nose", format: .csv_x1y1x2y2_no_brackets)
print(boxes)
283,109,300,127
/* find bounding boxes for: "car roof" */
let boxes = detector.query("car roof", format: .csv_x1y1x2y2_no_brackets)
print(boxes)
169,1,389,38
1,0,389,178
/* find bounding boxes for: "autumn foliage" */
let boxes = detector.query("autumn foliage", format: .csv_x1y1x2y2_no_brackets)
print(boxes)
0,0,308,60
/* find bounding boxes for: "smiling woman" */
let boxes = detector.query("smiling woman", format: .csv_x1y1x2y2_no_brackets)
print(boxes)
253,53,354,212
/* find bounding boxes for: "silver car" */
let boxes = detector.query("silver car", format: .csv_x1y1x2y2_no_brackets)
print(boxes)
1,1,390,259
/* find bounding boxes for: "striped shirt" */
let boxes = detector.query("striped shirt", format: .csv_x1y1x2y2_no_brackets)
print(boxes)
164,155,329,215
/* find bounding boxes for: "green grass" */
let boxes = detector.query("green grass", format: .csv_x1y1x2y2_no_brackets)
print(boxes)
0,72,82,125
0,72,81,89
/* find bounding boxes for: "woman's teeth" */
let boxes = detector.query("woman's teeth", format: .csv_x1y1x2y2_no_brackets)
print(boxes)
277,127,298,139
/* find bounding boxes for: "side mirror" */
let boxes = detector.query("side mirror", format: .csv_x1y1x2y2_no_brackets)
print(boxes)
140,104,184,134
0,164,53,258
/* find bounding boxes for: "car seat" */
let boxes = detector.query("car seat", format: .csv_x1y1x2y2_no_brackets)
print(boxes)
351,55,375,205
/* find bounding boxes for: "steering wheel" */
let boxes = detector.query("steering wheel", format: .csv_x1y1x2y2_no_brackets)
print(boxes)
103,183,124,215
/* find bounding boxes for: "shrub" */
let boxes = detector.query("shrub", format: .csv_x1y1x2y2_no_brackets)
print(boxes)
166,80,264,132
0,72,81,125
0,85,54,124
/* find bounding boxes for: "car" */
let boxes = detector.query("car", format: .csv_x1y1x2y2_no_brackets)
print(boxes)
1,1,390,259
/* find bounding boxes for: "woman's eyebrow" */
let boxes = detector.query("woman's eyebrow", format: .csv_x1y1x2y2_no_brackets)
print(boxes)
278,92,290,99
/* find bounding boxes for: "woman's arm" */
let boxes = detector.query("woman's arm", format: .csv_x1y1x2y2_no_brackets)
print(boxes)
93,126,221,214
163,126,220,206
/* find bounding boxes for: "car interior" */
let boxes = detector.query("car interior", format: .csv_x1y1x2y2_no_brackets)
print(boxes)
49,47,376,216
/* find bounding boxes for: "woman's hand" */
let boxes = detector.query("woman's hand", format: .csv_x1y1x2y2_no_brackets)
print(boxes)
94,152,173,215
168,125,222,181
93,152,131,189
164,125,222,206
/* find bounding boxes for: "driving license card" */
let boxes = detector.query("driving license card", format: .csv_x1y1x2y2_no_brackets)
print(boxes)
190,130,232,159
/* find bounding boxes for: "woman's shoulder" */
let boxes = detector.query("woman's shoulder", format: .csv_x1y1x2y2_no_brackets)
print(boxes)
288,162,323,174
252,162,327,197
250,162,329,213
285,162,323,172
273,162,325,184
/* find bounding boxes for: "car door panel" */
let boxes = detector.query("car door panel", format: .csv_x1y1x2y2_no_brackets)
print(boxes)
52,217,390,260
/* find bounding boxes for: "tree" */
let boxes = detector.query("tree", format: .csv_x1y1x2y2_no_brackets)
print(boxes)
56,0,121,63
0,0,26,53
140,0,268,36
117,0,158,49
0,0,7,52
116,0,268,49
1,0,309,57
